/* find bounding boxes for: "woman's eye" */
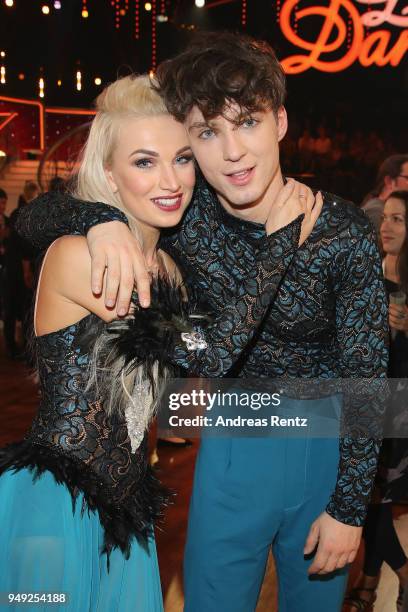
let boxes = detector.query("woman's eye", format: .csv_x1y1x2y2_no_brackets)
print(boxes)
199,129,214,140
134,158,153,168
175,154,194,165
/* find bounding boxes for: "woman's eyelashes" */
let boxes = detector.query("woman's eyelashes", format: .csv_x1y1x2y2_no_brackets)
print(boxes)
133,157,154,169
132,154,194,169
175,154,194,165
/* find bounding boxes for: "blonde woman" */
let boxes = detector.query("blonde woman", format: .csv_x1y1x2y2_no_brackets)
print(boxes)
0,74,319,610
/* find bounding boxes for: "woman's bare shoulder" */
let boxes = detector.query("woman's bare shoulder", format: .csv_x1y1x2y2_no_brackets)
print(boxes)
38,235,116,326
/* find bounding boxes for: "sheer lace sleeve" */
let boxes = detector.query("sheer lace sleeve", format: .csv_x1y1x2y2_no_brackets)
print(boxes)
15,192,128,250
325,224,388,526
169,216,303,376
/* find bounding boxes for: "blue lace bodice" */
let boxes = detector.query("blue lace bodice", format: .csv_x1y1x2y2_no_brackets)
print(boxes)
0,313,166,558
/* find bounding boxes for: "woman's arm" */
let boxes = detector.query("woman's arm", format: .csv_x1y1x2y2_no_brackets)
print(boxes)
35,236,117,336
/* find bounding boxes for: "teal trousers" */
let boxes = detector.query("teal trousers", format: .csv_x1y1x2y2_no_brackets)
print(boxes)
184,399,349,612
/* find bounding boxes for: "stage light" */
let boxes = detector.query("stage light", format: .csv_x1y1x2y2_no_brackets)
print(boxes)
57,79,62,86
195,0,205,7
81,9,88,18
18,73,25,80
5,0,14,7
0,51,5,58
0,150,6,157
94,77,102,85
157,14,168,22
39,77,45,98
76,70,82,91
54,0,61,8
144,2,152,11
0,66,5,84
42,5,50,15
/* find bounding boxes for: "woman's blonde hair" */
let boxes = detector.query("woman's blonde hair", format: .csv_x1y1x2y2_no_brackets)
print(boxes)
74,74,168,236
76,75,171,430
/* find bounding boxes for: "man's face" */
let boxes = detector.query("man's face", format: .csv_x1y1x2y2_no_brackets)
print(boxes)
185,103,287,221
384,161,408,196
395,162,408,190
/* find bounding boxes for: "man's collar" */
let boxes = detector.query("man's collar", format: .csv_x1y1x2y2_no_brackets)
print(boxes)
196,170,266,242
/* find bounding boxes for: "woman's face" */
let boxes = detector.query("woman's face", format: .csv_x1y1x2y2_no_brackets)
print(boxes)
106,114,195,230
380,197,407,256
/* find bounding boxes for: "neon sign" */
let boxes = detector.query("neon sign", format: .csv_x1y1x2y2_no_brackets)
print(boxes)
280,0,408,73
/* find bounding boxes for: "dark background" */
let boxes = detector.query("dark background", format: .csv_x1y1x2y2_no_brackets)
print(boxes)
0,1,406,118
0,0,407,200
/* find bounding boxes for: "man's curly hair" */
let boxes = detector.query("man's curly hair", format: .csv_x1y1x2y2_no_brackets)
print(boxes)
155,31,286,122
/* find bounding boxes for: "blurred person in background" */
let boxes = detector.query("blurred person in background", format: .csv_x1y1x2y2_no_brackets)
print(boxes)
362,155,408,235
17,180,39,209
298,127,315,172
344,190,408,612
48,176,66,193
3,182,39,359
0,187,9,325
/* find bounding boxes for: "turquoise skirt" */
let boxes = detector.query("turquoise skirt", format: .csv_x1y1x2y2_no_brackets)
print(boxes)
0,468,163,612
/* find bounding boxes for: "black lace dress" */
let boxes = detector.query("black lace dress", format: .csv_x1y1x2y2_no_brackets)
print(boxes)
0,313,166,610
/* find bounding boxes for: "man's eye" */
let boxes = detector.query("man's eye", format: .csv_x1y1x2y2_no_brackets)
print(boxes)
199,129,214,140
134,158,153,168
242,118,258,128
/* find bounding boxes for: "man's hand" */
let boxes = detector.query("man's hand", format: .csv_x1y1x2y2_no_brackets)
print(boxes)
304,511,362,575
265,179,323,246
87,221,151,315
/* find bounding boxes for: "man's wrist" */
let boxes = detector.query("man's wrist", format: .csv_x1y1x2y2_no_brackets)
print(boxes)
81,203,129,236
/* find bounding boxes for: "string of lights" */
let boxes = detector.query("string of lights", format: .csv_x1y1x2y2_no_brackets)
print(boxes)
241,0,246,27
135,0,140,39
276,0,281,25
115,0,120,28
151,0,157,71
0,51,5,85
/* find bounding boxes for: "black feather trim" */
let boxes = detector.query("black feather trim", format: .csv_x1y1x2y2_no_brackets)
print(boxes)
105,278,212,388
0,439,170,562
